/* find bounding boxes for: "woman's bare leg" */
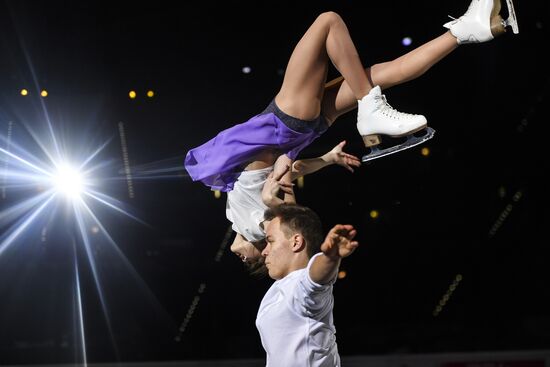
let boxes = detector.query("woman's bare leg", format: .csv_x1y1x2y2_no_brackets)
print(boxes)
275,11,373,121
322,31,458,124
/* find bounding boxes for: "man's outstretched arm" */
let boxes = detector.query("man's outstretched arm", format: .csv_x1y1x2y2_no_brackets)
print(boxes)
310,224,359,285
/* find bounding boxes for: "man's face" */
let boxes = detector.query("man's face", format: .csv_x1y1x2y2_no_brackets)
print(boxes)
262,217,293,280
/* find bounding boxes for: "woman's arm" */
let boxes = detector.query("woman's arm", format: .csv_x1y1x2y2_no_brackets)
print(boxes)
261,155,296,207
261,143,359,207
290,140,360,181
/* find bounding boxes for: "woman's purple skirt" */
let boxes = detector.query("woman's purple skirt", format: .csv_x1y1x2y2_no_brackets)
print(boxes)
185,102,328,192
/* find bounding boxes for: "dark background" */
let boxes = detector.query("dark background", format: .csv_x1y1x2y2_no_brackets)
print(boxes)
0,0,549,364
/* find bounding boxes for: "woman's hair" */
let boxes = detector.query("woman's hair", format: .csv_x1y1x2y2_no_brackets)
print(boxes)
245,255,268,278
244,239,269,278
264,204,323,258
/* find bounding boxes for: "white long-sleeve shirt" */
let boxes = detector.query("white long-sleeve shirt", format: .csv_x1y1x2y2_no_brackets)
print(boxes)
256,253,340,367
226,166,272,242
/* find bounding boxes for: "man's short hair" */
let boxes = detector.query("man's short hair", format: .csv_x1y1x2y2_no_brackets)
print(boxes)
264,204,323,257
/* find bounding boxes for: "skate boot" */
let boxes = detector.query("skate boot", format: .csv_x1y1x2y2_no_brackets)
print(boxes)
357,86,435,163
444,0,519,44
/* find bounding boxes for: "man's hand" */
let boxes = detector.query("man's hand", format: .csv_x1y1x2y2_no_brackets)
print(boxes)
323,141,361,173
310,224,359,284
320,224,359,260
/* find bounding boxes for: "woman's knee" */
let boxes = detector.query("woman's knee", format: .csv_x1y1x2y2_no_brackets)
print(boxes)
316,11,344,27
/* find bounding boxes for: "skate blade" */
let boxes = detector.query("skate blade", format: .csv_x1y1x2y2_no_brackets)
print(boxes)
504,0,519,34
361,127,435,163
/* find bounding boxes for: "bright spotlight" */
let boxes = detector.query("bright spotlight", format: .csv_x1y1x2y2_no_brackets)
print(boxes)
53,165,84,198
402,37,412,46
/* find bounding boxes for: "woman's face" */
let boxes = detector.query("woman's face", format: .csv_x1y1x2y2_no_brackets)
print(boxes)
230,236,266,264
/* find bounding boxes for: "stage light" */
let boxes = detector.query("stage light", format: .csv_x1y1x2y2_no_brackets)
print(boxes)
147,90,155,98
0,120,148,349
214,190,221,199
433,273,463,316
297,176,304,189
338,270,347,279
242,66,251,74
53,164,84,199
402,37,412,46
129,91,137,99
369,209,379,219
20,89,29,96
41,90,48,97
421,147,430,156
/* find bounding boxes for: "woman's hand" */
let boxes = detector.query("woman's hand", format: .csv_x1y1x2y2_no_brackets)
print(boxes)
261,165,294,207
323,140,361,172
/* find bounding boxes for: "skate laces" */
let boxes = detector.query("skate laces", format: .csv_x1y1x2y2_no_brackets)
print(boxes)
375,94,415,119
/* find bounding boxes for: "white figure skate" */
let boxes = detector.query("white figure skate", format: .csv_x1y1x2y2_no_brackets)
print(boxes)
357,86,434,163
444,0,519,44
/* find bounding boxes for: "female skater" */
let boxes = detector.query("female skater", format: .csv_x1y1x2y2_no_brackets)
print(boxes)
184,0,519,269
